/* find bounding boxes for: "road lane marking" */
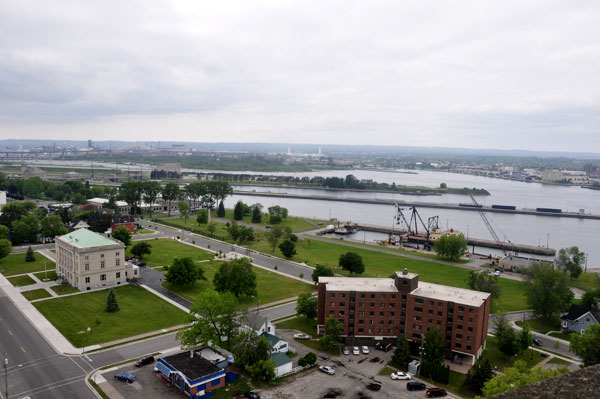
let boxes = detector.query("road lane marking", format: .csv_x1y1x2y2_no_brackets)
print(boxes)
21,346,26,352
8,329,12,335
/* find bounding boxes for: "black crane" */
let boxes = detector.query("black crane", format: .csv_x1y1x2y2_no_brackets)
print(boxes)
395,204,439,240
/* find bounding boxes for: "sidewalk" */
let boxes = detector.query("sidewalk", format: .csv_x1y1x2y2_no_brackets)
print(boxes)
0,272,83,355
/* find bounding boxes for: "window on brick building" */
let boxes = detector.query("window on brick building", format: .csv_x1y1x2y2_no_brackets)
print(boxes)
456,343,462,348
330,311,334,315
437,320,441,325
428,309,433,315
380,320,384,325
458,306,465,311
340,293,346,298
457,325,463,330
369,320,374,325
380,294,385,299
458,315,464,321
359,302,365,308
370,302,375,307
467,336,472,342
359,319,364,324
389,303,395,308
359,311,364,316
370,294,375,298
389,312,395,317
369,311,374,316
428,319,433,323
414,306,423,312
379,311,384,316
402,293,407,299
330,293,335,298
437,311,442,316
339,302,345,306
468,327,473,332
330,302,335,307
368,328,373,333
438,302,443,307
388,329,394,333
358,328,364,333
360,293,365,298
414,315,422,321
339,311,344,316
468,317,474,323
389,320,394,325
469,308,474,313
456,334,462,339
412,333,421,339
390,294,396,299
415,298,424,304
429,300,434,305
380,303,385,308
378,328,383,333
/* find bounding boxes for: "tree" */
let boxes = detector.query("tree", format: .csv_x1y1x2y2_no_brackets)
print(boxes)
493,313,520,356
465,354,493,395
246,359,276,382
0,239,11,260
11,213,40,245
466,270,501,299
0,225,9,240
312,264,334,284
162,183,181,216
423,326,445,364
233,200,244,220
267,205,288,219
555,246,586,281
227,222,254,243
105,288,120,313
26,246,35,262
524,262,573,331
570,324,600,366
279,239,296,259
177,290,240,350
518,325,533,353
325,315,343,342
296,293,317,321
166,257,205,286
142,181,161,218
233,332,270,369
298,352,317,367
131,241,152,260
440,182,447,189
111,226,132,247
206,222,216,237
213,258,257,298
481,360,568,397
196,209,208,225
217,201,226,217
581,289,600,308
178,200,190,224
269,214,282,224
40,215,68,238
434,234,468,260
251,205,262,223
119,181,144,215
267,226,284,253
392,336,413,369
339,252,365,275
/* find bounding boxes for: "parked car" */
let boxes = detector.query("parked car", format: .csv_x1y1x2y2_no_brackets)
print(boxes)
352,346,360,355
375,342,392,352
533,337,543,346
294,333,311,340
129,259,139,265
426,387,447,397
361,346,369,354
390,372,412,380
125,256,136,261
135,355,155,367
114,373,136,383
243,392,261,399
319,365,335,375
137,261,146,267
406,382,426,391
342,346,350,355
494,270,501,276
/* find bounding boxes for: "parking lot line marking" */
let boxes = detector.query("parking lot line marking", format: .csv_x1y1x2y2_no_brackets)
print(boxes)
8,329,12,336
20,346,26,353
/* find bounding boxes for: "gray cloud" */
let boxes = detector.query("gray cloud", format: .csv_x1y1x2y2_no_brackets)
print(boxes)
0,0,599,151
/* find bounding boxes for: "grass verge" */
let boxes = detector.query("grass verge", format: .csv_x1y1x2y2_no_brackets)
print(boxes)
515,318,561,334
22,288,52,301
298,339,340,356
275,316,318,337
0,253,56,276
418,370,475,399
8,274,36,287
125,238,214,267
569,272,600,291
50,283,80,296
484,336,545,370
33,269,58,281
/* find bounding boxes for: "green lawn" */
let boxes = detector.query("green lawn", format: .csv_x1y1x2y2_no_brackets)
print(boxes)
378,366,396,376
22,288,52,301
298,339,340,356
253,238,528,312
50,284,80,296
8,274,36,287
275,316,318,337
0,253,56,276
548,331,572,341
418,370,474,399
515,318,561,334
210,209,324,233
484,336,545,370
34,270,58,281
134,228,155,235
162,260,315,305
548,356,570,364
570,272,600,291
125,238,214,268
158,217,231,239
33,285,188,347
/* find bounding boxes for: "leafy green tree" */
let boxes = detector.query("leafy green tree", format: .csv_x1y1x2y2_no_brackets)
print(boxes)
40,215,68,238
0,201,36,227
166,257,205,286
246,359,276,382
269,214,282,224
481,360,568,397
423,326,445,364
131,241,152,260
0,225,9,240
524,262,573,331
119,181,144,215
251,205,262,223
105,288,120,313
196,209,208,225
434,233,468,260
268,205,288,219
217,201,226,217
233,332,270,369
298,352,317,367
213,258,257,298
518,325,533,353
493,314,520,356
465,354,493,395
392,336,413,369
312,264,334,284
206,222,216,237
279,239,296,259
142,181,161,218
111,226,132,247
0,239,11,260
555,246,586,281
23,177,45,198
466,270,501,299
581,289,600,308
226,222,254,243
339,252,365,275
325,315,343,342
267,226,284,252
296,293,317,321
570,324,600,366
25,246,35,262
178,200,190,223
177,290,240,351
233,200,244,220
11,213,40,244
162,183,181,216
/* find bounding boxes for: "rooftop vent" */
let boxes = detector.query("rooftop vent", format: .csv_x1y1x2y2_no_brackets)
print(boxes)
403,268,408,275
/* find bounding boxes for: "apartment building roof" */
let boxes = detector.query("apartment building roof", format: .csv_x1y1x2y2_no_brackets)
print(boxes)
319,276,398,292
58,228,120,249
411,282,490,307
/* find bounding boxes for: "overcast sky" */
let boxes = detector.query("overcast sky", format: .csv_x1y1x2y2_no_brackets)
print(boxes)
0,1,599,152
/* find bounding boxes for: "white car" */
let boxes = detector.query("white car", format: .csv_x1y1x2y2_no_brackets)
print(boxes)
294,333,311,340
362,346,369,354
390,371,412,380
319,365,335,375
494,270,501,276
352,346,360,355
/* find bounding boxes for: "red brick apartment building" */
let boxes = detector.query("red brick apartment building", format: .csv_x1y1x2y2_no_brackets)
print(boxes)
317,269,491,364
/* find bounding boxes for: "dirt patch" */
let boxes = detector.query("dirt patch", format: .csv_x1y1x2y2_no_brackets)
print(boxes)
358,358,367,364
322,388,344,398
357,393,373,399
369,357,381,363
366,383,381,391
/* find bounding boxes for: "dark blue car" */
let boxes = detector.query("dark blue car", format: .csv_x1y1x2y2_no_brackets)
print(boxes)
114,372,136,383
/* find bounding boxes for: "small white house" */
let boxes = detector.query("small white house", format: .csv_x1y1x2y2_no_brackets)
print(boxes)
261,332,288,354
270,353,293,377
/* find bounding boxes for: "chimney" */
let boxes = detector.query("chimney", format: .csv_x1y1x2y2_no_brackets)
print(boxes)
189,350,194,359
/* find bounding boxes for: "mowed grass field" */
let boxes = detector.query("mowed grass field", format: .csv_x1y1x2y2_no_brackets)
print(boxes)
0,253,56,276
125,238,214,267
252,238,528,312
210,209,324,233
163,260,315,304
33,285,187,347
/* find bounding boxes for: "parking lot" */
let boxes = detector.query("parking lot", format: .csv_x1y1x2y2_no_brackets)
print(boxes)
96,362,181,399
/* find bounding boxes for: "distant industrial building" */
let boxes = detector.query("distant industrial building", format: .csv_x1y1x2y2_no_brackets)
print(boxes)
21,164,47,180
155,162,182,174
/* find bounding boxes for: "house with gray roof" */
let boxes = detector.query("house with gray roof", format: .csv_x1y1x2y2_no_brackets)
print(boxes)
561,304,599,334
261,332,289,353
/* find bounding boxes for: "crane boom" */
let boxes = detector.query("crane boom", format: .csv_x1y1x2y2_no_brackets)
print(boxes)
469,193,502,244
